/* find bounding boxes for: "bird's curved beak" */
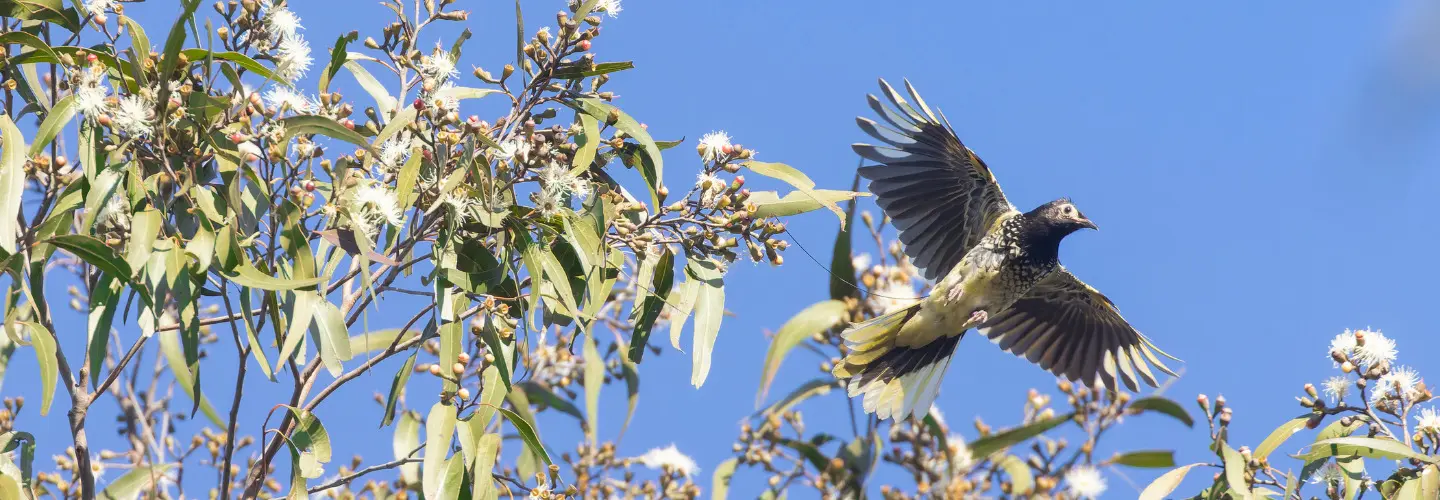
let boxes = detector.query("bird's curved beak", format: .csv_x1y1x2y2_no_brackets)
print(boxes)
1079,217,1098,230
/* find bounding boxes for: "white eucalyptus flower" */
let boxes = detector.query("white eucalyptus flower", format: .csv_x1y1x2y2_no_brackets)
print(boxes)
1322,375,1349,404
1416,407,1440,433
595,0,622,18
263,86,316,114
112,95,154,136
697,130,731,162
637,444,699,478
274,36,314,81
1063,465,1107,499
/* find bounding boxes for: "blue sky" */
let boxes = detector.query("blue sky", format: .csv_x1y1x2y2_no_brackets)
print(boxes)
8,0,1440,497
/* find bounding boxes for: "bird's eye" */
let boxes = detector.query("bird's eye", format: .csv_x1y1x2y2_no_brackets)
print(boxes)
1063,206,1073,214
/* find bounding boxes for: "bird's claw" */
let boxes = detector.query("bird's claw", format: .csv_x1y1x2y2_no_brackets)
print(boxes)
968,310,989,325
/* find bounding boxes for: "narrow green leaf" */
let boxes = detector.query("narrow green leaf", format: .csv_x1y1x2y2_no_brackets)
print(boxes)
748,189,868,222
158,329,224,426
688,258,725,388
86,275,121,389
997,455,1035,495
618,351,640,442
628,248,674,362
276,292,318,367
124,209,162,276
0,116,26,254
478,314,513,391
570,111,600,174
380,347,418,427
518,381,584,423
423,402,459,500
1112,450,1178,468
1222,443,1253,497
394,410,421,485
282,406,333,479
474,365,509,432
712,457,739,500
394,149,424,211
830,172,862,300
1139,463,1208,500
154,0,202,125
98,464,175,500
967,413,1074,458
583,332,603,446
1129,396,1195,427
568,98,664,208
223,262,326,291
280,115,376,153
668,279,699,351
756,300,847,406
318,32,358,93
552,60,634,79
20,322,57,416
471,433,502,500
497,407,552,468
1254,414,1312,461
1296,437,1434,463
27,94,76,157
310,296,353,376
343,57,397,116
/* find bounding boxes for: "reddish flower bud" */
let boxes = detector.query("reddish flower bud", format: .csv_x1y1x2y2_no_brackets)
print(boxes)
413,98,425,110
578,39,592,51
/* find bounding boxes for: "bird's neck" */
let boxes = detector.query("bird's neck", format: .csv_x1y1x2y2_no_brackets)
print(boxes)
1013,214,1069,262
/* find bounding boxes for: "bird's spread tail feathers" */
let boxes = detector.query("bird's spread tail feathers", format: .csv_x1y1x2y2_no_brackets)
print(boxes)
832,304,960,421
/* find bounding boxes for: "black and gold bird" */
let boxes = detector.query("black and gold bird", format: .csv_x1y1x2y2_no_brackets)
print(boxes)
832,79,1179,421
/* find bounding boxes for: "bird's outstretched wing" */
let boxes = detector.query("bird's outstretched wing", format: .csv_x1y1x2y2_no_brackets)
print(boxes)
978,269,1179,391
853,78,1019,281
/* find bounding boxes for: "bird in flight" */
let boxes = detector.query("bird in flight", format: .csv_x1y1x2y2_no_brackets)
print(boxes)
832,79,1179,421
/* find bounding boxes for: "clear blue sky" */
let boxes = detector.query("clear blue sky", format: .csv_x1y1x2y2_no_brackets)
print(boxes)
8,1,1440,497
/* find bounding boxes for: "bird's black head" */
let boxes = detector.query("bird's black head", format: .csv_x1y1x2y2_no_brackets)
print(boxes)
1025,198,1098,235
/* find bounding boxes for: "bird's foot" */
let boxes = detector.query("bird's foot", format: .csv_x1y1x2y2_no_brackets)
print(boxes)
968,310,989,325
946,286,964,303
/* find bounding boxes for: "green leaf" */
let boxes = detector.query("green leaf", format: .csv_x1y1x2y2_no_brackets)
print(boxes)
158,329,225,426
0,116,26,255
50,233,128,275
570,112,600,175
124,209,162,276
435,85,501,103
628,247,674,362
474,365,509,432
394,148,424,211
997,455,1034,495
318,32,358,93
86,275,121,388
27,94,75,157
552,61,635,79
1139,463,1208,500
277,291,318,367
223,262,326,291
497,407,552,468
1112,450,1178,468
583,332,603,446
423,402,459,500
1222,442,1253,497
688,257,725,388
1295,437,1435,463
394,410,422,485
568,98,664,208
471,433,502,500
342,57,397,116
1129,396,1195,427
280,115,376,153
618,352,640,442
1253,414,1312,462
282,406,333,479
0,0,80,30
518,381,584,423
748,189,868,222
98,464,175,500
477,314,514,391
310,296,353,376
154,0,202,127
380,347,418,427
668,278,699,352
830,173,862,300
756,300,847,406
179,49,276,80
19,322,57,416
712,457,739,500
967,413,1074,458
